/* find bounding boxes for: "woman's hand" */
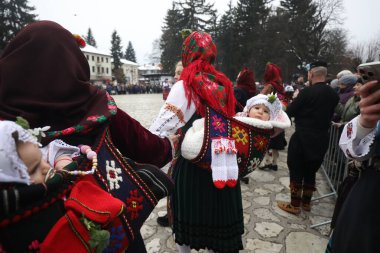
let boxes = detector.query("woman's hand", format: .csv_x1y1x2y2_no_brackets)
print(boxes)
358,80,380,128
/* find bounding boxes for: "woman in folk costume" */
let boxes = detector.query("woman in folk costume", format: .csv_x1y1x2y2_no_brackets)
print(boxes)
0,21,174,253
234,67,256,112
259,63,287,171
149,31,243,253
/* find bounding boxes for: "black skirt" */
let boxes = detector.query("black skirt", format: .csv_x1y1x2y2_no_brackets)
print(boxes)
171,156,244,253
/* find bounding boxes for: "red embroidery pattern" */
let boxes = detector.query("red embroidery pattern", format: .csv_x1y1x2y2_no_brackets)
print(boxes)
253,135,269,152
347,122,353,139
164,103,185,123
126,190,143,220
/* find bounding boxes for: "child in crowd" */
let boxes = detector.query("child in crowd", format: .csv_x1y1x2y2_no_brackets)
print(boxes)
0,120,80,185
181,93,291,188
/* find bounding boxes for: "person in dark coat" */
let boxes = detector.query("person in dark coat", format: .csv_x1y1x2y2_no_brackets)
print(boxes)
277,61,339,214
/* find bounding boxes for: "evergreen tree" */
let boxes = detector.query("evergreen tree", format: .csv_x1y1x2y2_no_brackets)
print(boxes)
215,1,239,79
0,0,37,50
280,0,327,69
125,41,137,63
234,0,270,78
85,28,97,47
160,3,185,73
110,30,124,83
177,0,217,33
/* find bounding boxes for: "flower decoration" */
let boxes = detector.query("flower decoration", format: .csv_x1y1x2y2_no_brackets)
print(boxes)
15,116,50,144
180,29,192,39
72,34,86,48
267,92,277,104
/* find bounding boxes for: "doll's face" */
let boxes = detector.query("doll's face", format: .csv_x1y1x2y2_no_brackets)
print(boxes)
248,104,270,121
17,142,51,184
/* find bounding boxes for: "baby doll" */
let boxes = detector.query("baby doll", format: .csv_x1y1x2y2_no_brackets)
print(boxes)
181,94,291,189
0,120,80,185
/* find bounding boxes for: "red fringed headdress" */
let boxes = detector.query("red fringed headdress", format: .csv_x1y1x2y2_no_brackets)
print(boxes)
180,31,236,117
263,63,284,95
237,67,256,98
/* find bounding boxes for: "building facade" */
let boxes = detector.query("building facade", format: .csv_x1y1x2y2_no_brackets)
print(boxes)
120,59,139,85
81,45,112,83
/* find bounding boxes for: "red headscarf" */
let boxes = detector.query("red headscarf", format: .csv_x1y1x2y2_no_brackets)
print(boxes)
180,31,236,116
0,21,115,138
263,63,284,95
237,67,256,98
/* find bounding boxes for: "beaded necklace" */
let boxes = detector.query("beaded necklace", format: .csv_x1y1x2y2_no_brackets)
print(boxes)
45,144,97,182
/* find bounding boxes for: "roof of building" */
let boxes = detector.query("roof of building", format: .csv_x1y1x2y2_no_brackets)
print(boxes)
138,64,162,71
81,45,111,57
121,58,138,66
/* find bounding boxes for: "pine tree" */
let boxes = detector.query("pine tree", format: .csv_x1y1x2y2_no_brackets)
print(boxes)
280,0,327,67
125,41,136,63
0,0,37,50
177,0,217,33
160,3,185,73
85,28,97,47
215,1,239,79
110,30,124,83
234,0,271,78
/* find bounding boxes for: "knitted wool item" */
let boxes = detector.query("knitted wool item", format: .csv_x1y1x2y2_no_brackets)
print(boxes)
225,138,239,188
211,138,227,189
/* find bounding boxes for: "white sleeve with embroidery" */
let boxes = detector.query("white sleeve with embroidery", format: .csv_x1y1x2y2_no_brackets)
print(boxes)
339,116,376,161
149,80,196,137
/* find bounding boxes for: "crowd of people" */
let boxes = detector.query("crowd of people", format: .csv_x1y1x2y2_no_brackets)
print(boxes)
0,20,379,253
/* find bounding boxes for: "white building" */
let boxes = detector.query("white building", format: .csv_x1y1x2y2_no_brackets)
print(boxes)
120,59,139,85
81,45,112,82
138,63,172,86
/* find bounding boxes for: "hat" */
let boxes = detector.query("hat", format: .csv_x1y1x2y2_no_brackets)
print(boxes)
337,70,352,79
330,79,339,89
339,74,358,87
307,61,327,71
284,85,294,92
243,94,291,129
0,121,40,185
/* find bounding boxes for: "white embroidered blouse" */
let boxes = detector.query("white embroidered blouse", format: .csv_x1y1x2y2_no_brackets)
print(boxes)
339,116,376,161
149,81,196,137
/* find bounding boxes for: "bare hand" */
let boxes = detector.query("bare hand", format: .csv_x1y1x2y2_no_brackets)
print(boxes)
358,80,380,128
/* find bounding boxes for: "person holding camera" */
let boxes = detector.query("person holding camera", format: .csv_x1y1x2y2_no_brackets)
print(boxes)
330,79,380,253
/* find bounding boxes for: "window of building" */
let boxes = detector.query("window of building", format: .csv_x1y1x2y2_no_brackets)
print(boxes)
102,67,104,73
97,66,100,73
86,55,89,60
106,58,108,63
106,68,109,74
92,56,94,61
101,57,104,62
97,56,99,62
92,66,95,73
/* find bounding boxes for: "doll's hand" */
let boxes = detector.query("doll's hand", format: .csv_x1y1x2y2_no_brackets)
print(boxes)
54,156,73,170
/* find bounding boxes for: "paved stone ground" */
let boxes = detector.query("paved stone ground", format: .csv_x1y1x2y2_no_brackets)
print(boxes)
113,94,334,253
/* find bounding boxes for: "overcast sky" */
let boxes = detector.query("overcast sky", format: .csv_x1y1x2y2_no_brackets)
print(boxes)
28,0,380,64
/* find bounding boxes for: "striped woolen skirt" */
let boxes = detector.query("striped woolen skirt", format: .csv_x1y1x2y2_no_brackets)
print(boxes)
171,157,244,253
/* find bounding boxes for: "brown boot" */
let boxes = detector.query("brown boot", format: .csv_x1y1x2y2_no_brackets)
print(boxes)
301,184,315,212
277,182,302,215
277,201,301,214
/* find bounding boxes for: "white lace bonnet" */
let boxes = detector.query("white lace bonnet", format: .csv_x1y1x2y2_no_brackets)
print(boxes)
0,121,40,185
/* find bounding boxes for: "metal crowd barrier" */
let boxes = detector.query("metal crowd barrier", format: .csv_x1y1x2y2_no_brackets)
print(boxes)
310,125,349,229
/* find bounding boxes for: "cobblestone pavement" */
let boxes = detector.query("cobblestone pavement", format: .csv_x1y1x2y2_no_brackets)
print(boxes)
113,94,334,253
